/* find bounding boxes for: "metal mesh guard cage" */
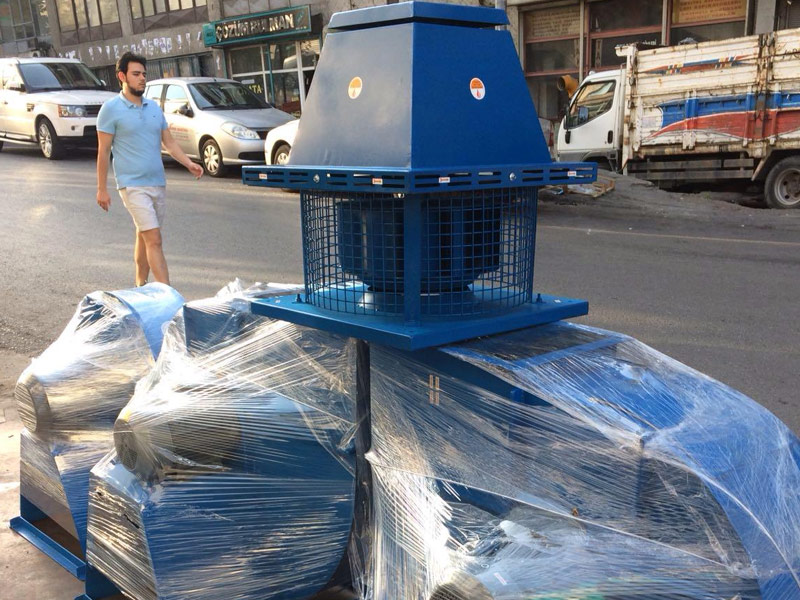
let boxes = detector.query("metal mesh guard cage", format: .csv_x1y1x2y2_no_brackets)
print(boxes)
301,187,537,318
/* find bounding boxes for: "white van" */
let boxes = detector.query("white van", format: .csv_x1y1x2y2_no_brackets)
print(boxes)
0,57,117,159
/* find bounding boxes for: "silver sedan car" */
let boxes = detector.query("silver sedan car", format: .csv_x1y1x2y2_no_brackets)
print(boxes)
144,77,294,177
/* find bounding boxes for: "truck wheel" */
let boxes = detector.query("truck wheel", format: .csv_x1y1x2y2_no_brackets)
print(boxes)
37,118,64,160
201,139,227,177
765,157,800,209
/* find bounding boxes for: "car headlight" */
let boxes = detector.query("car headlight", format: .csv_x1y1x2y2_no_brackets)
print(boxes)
58,105,86,118
221,122,259,140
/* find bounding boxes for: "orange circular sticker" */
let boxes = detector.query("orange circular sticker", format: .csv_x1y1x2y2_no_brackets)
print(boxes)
348,77,363,99
470,77,486,100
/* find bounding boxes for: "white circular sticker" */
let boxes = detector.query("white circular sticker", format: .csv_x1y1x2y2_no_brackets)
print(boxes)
348,77,363,99
470,77,486,100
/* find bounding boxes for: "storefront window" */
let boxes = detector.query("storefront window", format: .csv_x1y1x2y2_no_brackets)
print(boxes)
671,21,744,44
523,4,581,121
268,40,296,69
669,0,745,44
525,39,579,72
270,70,299,113
146,54,214,79
587,0,663,70
589,0,661,31
592,32,661,68
230,45,262,74
228,37,320,116
300,39,319,67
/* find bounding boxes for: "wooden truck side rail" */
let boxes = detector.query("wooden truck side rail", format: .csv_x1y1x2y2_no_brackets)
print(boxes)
621,29,800,185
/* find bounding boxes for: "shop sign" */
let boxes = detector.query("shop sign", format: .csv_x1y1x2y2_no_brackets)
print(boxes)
672,0,746,24
203,5,311,47
525,5,581,40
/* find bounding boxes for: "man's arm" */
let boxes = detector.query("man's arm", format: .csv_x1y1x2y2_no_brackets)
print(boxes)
161,128,204,178
96,131,114,211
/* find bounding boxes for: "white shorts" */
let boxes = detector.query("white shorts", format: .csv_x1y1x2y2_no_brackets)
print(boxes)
119,186,166,232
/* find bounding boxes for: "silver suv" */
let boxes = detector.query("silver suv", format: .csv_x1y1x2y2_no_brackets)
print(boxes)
144,77,294,177
0,57,116,159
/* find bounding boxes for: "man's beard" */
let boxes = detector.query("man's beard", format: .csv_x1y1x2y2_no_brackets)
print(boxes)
130,87,144,97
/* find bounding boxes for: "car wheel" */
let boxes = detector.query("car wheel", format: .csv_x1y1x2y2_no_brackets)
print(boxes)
765,156,800,209
201,139,227,177
38,118,63,160
274,143,291,166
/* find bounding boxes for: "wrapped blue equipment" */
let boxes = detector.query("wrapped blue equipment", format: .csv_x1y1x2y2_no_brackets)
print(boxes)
86,282,359,600
12,283,184,576
359,322,800,600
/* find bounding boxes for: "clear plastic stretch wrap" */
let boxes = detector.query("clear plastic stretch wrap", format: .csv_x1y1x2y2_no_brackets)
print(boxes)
363,321,800,600
86,281,359,600
15,283,184,546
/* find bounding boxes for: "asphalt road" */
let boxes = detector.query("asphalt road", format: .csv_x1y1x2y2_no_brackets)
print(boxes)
0,144,798,433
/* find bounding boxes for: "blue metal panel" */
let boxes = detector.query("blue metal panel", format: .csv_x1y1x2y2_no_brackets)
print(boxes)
76,566,119,600
288,23,414,169
443,325,800,599
284,2,561,176
249,293,588,350
110,284,185,358
410,23,548,168
328,1,508,31
659,91,800,128
89,406,356,600
242,163,597,192
10,496,87,580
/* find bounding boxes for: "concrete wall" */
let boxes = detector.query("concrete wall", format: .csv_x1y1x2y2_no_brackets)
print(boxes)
53,24,209,67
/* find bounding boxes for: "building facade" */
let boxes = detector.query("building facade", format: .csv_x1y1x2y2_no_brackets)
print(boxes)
0,0,50,56
0,0,797,118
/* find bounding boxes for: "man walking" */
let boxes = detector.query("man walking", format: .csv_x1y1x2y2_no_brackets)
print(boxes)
96,52,203,287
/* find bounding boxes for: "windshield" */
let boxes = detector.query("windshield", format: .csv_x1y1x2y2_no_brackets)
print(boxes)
19,62,106,92
189,81,271,110
565,79,616,129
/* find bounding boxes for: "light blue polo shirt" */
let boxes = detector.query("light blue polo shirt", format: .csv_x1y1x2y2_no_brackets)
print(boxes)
97,92,168,189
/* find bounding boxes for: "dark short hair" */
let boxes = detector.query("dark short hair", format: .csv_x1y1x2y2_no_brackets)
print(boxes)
116,51,146,75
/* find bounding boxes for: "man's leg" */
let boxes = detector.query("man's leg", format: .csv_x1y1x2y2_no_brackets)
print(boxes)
134,230,149,286
139,227,169,285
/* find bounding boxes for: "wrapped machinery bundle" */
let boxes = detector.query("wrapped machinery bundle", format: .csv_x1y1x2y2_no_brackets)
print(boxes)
363,323,800,599
9,0,800,598
85,283,359,600
238,2,800,599
11,283,184,577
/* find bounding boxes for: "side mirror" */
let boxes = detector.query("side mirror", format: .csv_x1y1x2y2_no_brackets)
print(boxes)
177,103,193,117
565,130,571,144
8,82,25,92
